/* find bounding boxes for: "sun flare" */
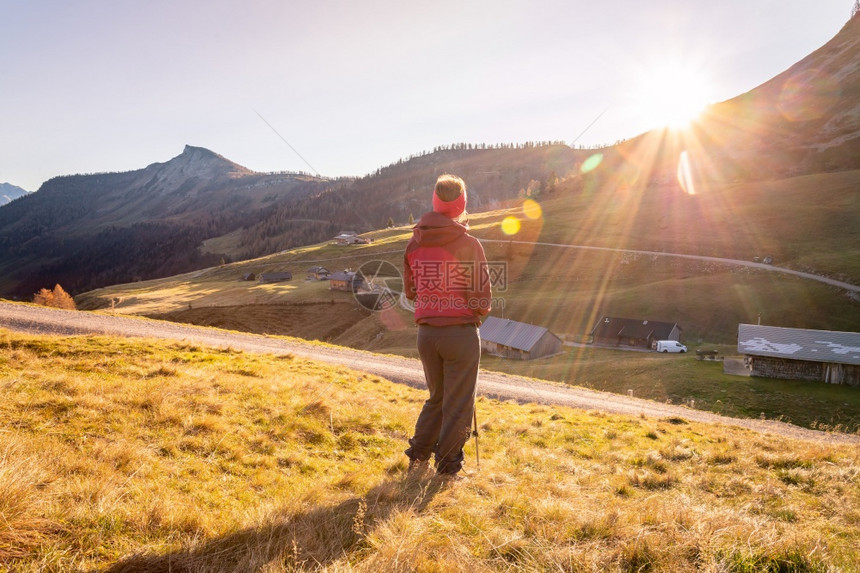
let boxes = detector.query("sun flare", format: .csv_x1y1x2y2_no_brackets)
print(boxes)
635,61,713,129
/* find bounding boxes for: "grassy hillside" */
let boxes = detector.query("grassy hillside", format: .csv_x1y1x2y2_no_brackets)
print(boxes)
2,330,859,572
69,172,860,436
538,165,860,284
480,348,860,434
78,165,860,343
76,166,860,345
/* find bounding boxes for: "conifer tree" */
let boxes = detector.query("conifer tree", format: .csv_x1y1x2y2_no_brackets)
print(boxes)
33,284,76,310
33,288,54,308
52,284,76,309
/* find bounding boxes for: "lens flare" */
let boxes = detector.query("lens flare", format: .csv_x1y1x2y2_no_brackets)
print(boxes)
522,199,542,220
501,216,521,236
777,68,840,122
581,153,603,173
677,150,696,195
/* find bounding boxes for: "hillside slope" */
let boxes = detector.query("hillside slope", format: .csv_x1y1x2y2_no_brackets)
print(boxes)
604,15,860,187
692,14,860,180
2,330,859,571
0,182,29,205
0,145,333,298
0,144,582,300
5,16,860,311
66,198,860,435
7,299,860,434
75,162,860,343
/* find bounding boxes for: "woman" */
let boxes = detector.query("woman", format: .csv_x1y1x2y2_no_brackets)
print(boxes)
402,174,492,479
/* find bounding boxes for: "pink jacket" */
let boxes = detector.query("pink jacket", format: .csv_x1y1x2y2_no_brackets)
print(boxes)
403,211,492,326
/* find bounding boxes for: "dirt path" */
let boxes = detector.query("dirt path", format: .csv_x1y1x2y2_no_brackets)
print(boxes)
1,301,858,445
480,240,860,293
217,239,860,293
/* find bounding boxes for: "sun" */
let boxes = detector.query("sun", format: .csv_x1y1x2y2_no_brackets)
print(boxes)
634,61,713,129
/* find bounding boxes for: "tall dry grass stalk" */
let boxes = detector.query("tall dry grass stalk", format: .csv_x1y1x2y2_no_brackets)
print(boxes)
0,440,54,560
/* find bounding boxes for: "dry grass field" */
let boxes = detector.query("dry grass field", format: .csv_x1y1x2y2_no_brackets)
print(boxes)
2,330,859,571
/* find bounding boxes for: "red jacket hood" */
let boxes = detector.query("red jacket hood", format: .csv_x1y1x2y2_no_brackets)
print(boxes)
411,211,469,248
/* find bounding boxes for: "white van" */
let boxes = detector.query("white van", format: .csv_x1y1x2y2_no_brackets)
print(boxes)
656,340,687,353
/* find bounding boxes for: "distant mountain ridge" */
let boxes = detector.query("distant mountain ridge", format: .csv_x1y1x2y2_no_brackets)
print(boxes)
616,15,860,184
2,15,859,301
696,14,860,178
0,182,29,206
0,142,575,299
0,145,335,298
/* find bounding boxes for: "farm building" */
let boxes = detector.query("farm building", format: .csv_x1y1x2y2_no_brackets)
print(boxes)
333,231,371,245
258,272,292,283
738,324,860,386
307,266,330,280
329,270,365,292
590,316,682,349
479,317,563,360
240,272,256,282
334,233,357,245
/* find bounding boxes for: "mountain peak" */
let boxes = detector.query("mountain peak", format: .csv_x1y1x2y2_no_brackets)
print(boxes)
0,182,30,206
172,145,253,175
139,145,254,194
180,144,224,161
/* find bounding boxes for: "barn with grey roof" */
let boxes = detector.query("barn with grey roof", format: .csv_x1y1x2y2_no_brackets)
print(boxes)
590,316,681,349
257,271,292,283
738,323,860,386
479,316,563,360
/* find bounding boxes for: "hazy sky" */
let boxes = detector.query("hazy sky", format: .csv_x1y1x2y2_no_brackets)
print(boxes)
1,0,853,190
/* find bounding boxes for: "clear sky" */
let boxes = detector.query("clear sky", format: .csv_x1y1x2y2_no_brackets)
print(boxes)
1,0,853,191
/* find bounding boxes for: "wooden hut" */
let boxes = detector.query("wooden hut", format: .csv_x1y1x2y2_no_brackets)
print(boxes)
480,317,563,360
738,324,860,386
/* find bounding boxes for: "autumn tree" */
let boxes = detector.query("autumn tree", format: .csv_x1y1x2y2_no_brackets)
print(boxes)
33,284,77,310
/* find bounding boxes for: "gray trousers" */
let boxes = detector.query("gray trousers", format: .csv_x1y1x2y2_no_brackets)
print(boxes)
405,323,480,475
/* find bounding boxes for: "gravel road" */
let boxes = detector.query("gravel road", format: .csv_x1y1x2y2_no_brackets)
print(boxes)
480,239,860,293
2,301,858,445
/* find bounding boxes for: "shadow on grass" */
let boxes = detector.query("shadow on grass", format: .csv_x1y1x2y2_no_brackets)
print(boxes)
103,473,446,572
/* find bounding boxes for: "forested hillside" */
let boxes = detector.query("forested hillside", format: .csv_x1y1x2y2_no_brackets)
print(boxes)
0,146,333,298
233,143,587,259
0,143,587,299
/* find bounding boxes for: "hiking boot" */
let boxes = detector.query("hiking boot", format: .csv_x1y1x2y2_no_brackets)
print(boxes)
407,458,430,476
435,471,466,483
